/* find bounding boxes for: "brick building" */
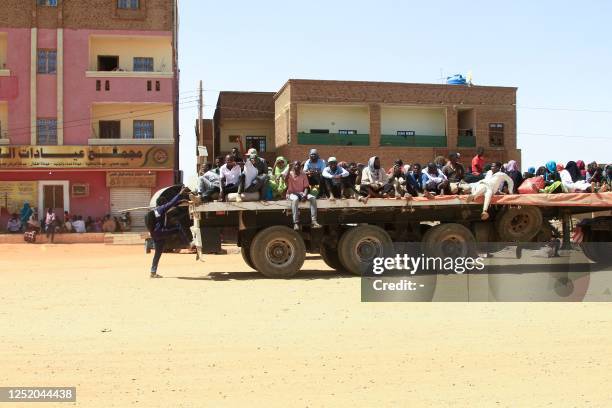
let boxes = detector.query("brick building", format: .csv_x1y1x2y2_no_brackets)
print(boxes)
0,0,178,228
212,91,276,163
274,79,520,167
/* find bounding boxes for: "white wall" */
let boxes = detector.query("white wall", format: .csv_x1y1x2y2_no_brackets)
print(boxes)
89,36,172,72
219,120,275,152
297,104,369,134
91,103,173,140
381,106,446,136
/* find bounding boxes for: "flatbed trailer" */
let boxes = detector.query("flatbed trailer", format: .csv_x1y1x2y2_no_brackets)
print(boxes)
189,192,612,278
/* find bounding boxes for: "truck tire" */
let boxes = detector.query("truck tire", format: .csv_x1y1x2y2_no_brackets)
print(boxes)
495,206,543,242
338,225,392,276
249,226,306,278
320,243,344,271
422,223,476,259
241,246,255,270
580,230,612,266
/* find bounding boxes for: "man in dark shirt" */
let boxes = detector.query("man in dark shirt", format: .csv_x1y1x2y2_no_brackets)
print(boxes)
442,152,468,194
150,186,190,278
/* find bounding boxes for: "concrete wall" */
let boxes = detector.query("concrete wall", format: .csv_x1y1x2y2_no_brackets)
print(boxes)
0,32,7,68
0,170,174,219
380,106,446,136
0,102,7,137
91,103,173,140
88,35,172,72
297,104,369,134
63,29,173,145
219,119,275,153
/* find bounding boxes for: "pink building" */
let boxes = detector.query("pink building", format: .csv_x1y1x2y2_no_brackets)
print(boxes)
0,0,178,229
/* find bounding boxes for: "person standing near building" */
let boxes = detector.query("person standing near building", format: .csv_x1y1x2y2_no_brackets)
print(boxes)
283,161,321,231
45,208,57,243
149,187,190,278
19,202,33,231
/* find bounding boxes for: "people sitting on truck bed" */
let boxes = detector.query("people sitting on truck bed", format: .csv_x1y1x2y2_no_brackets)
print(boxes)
303,149,327,198
359,156,394,202
219,155,241,201
236,150,268,202
282,160,321,230
269,156,289,199
197,163,221,202
422,163,450,196
467,162,514,220
322,156,354,200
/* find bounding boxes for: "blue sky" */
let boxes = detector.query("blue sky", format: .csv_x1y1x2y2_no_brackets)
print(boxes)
178,0,612,177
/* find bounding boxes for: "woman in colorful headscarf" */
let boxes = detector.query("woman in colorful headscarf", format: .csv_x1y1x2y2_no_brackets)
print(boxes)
542,161,562,193
19,202,33,231
576,160,586,179
523,166,536,180
268,156,289,198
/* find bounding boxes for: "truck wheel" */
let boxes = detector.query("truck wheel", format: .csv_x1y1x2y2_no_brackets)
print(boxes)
495,206,543,242
241,246,255,270
320,243,344,271
338,225,392,276
422,223,476,259
581,230,612,266
249,226,306,278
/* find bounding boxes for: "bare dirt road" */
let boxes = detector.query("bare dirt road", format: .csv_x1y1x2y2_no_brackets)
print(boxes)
1,243,611,407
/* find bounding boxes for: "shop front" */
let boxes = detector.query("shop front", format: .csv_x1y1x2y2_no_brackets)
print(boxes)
0,145,175,228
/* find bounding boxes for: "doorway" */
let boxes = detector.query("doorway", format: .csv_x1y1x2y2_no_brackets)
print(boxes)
38,181,70,221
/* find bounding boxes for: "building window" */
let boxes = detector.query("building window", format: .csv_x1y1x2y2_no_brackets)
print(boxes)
397,130,415,136
37,50,56,74
37,0,57,6
155,81,160,91
134,120,154,139
310,129,329,134
147,80,152,91
338,130,357,135
246,136,267,153
99,121,121,139
98,56,119,71
133,57,154,72
489,123,505,147
118,0,139,9
37,119,57,145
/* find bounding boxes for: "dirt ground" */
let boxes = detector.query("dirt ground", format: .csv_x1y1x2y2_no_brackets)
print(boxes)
1,243,611,407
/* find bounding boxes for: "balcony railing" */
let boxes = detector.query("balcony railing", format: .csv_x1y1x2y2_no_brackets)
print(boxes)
297,132,369,146
457,135,476,147
380,134,447,147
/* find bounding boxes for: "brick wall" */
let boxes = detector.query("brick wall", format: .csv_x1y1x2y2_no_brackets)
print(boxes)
0,0,174,31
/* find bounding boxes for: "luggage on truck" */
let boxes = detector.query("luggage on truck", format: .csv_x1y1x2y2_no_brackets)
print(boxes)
518,176,545,194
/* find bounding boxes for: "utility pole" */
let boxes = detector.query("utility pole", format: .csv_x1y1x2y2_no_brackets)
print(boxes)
198,80,203,173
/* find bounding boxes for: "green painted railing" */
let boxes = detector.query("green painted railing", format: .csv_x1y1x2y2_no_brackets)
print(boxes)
380,134,447,147
457,135,476,147
297,132,370,146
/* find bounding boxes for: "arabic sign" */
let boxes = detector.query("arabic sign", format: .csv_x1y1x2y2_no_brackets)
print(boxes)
0,145,174,169
0,182,38,214
106,171,157,188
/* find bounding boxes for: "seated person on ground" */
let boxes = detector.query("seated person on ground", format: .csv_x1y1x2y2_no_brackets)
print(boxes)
73,216,86,233
282,160,321,231
303,149,327,198
7,214,21,233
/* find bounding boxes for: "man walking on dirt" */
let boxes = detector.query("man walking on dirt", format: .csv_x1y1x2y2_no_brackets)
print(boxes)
149,186,190,278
